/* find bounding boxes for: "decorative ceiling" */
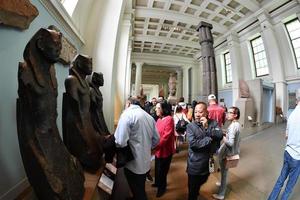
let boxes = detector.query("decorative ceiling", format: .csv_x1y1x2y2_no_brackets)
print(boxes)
132,0,272,58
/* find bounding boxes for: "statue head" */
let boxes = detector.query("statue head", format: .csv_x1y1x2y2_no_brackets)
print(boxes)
92,72,104,87
71,54,93,75
24,27,62,64
37,29,62,63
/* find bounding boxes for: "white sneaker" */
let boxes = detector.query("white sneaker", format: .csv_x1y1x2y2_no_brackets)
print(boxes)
212,194,224,200
215,181,221,186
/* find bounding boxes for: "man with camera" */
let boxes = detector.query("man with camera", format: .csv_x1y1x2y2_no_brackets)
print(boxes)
186,102,223,200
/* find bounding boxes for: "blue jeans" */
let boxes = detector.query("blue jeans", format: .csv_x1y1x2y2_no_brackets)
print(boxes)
268,151,300,200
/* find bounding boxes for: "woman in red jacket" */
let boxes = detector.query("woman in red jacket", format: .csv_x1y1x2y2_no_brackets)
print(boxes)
153,100,176,197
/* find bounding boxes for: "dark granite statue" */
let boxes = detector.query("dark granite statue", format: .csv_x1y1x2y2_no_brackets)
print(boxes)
17,27,84,200
62,54,104,172
88,72,117,163
89,72,110,135
197,21,218,100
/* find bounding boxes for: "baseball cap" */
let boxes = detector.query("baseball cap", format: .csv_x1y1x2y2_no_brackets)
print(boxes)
208,94,216,101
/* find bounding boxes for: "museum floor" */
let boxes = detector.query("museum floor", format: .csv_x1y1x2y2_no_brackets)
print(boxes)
145,123,300,200
17,123,300,200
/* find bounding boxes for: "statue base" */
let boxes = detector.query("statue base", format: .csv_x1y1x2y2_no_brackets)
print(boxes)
235,98,255,128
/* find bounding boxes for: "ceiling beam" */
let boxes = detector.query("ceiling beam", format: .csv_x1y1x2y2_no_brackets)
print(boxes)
132,52,197,67
135,7,228,33
234,0,260,13
134,35,199,49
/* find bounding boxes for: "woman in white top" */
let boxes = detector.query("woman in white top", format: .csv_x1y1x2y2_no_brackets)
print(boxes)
173,105,190,151
213,106,241,200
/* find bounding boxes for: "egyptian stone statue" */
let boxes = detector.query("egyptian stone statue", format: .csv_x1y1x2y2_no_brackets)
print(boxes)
167,73,177,105
62,54,104,172
88,72,110,135
17,27,84,200
239,79,250,98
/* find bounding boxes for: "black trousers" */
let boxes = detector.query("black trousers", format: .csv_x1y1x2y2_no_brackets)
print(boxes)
188,173,209,200
154,155,173,192
124,168,147,200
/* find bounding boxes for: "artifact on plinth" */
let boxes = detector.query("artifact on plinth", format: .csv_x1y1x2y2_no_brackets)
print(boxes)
63,54,104,172
167,73,177,105
197,21,218,100
235,80,255,128
17,27,84,200
0,0,38,29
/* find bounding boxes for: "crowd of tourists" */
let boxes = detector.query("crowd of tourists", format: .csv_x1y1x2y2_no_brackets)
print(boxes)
114,91,300,200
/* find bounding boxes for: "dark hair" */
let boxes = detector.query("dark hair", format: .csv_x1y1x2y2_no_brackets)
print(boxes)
159,101,172,116
176,105,183,113
128,96,141,106
229,106,240,120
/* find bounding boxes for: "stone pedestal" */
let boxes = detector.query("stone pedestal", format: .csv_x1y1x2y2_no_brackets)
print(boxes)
235,98,255,129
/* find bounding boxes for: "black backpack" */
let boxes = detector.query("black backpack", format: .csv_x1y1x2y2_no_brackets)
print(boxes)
175,116,188,133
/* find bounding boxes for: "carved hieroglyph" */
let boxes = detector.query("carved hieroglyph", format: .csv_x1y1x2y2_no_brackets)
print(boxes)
197,21,218,100
0,0,38,29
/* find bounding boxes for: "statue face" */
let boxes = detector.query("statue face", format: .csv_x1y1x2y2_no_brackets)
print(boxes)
38,30,62,63
74,55,92,75
92,73,104,86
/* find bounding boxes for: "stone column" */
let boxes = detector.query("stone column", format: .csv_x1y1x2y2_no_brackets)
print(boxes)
182,67,189,102
258,11,287,115
134,62,143,96
115,12,133,123
176,69,183,99
197,21,218,100
82,0,126,132
227,33,243,106
125,39,132,101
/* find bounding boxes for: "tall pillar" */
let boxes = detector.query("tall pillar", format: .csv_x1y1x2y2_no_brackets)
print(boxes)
182,67,189,102
191,64,199,101
82,0,126,132
125,39,132,101
176,69,183,99
197,21,218,100
115,12,133,123
134,62,143,96
258,11,287,115
227,33,243,106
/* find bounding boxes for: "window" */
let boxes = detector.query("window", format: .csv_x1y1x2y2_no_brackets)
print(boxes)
224,52,232,83
250,36,269,77
60,0,78,16
285,18,300,69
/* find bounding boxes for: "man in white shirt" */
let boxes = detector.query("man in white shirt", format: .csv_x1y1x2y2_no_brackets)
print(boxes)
115,96,160,200
268,89,300,200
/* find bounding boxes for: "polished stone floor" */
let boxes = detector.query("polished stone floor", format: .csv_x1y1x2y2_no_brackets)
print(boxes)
145,123,300,200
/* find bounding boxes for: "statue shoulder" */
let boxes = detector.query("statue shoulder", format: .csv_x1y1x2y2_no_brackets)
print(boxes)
65,75,80,90
18,62,33,85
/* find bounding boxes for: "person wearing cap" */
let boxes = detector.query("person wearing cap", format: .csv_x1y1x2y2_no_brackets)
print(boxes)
268,89,300,200
207,94,226,128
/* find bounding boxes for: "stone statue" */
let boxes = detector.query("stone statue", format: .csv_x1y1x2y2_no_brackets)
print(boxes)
88,72,110,135
239,79,250,98
168,73,177,105
17,27,84,200
88,72,116,163
63,54,104,172
197,21,218,100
